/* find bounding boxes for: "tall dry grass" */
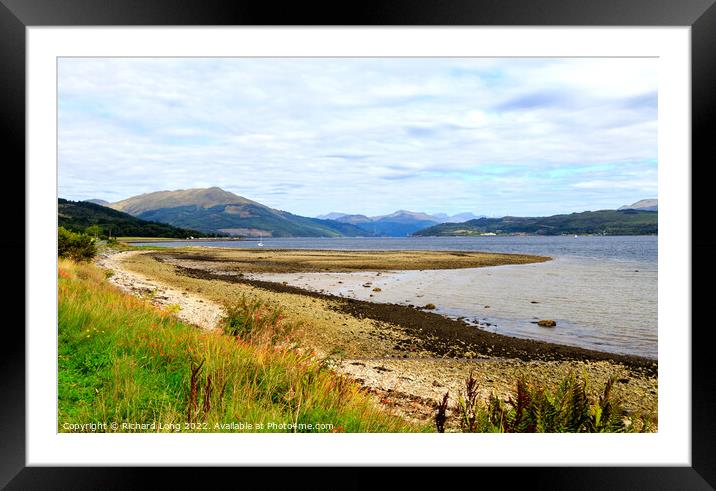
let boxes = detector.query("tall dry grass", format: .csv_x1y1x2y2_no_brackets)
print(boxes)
58,258,423,432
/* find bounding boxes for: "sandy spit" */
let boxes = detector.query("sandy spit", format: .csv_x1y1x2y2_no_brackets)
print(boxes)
96,250,225,331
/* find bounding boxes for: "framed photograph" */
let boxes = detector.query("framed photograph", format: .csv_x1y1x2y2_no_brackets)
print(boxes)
4,0,714,487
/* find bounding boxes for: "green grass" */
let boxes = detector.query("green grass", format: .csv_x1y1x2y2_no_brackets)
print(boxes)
97,242,169,253
58,259,423,433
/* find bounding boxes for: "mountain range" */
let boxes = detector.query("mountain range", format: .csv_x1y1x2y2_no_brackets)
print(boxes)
316,211,483,223
81,187,658,237
87,187,488,237
315,210,486,236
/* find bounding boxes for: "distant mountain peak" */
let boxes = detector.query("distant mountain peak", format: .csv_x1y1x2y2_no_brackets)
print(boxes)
618,198,658,212
374,210,438,222
335,214,373,224
110,187,259,216
84,199,109,206
315,212,348,220
439,212,486,223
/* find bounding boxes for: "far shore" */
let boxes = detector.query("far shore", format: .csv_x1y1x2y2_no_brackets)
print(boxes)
121,233,658,243
118,236,243,242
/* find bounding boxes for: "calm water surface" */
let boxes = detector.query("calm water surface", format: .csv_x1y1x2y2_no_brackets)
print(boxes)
137,236,657,358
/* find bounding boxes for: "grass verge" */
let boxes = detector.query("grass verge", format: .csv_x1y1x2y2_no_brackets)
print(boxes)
58,258,423,432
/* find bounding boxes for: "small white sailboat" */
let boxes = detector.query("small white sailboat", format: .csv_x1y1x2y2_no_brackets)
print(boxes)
257,232,264,247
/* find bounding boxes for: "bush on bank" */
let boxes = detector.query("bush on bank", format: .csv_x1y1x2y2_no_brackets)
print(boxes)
58,226,97,262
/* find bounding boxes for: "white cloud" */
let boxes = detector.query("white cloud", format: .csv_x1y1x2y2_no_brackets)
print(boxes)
58,57,657,216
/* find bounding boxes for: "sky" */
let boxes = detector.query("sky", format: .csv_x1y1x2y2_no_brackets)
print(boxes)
58,57,657,217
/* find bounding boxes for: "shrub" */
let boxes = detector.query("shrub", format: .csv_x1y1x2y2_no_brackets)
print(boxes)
58,226,97,262
438,371,642,433
434,391,450,433
84,224,102,239
485,372,630,432
220,295,295,345
455,369,480,432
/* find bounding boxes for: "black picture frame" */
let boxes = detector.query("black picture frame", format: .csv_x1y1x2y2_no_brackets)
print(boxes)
2,0,714,487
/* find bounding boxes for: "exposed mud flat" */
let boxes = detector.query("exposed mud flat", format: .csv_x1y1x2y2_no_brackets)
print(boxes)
153,247,550,273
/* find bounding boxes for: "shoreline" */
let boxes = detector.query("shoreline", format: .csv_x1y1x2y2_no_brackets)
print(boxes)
100,248,658,426
242,255,657,361
174,263,657,377
119,237,244,243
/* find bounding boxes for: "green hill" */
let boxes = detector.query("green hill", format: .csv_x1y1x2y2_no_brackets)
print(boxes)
413,209,658,236
58,199,216,238
111,187,371,237
110,187,259,215
136,203,371,237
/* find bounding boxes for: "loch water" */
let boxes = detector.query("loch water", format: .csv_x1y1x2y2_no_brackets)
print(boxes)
138,236,658,358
